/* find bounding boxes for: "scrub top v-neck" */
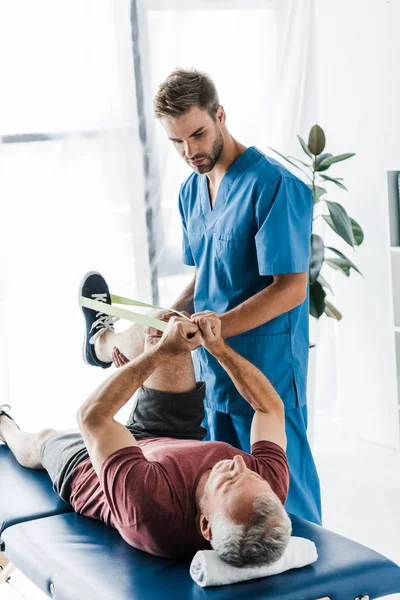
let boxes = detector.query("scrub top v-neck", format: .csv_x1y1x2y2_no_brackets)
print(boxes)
178,146,313,416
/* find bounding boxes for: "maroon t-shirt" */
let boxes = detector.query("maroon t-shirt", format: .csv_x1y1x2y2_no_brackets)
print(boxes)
69,437,289,558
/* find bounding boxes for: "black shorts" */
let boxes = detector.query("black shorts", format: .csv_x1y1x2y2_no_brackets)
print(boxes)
40,382,206,503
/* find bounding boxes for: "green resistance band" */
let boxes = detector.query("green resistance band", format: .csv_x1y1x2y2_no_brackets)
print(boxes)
79,293,191,332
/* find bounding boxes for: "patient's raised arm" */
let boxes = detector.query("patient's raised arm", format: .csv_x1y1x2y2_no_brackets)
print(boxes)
193,315,286,450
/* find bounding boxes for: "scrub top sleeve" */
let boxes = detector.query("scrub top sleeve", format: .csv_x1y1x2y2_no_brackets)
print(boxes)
254,176,313,276
178,189,195,267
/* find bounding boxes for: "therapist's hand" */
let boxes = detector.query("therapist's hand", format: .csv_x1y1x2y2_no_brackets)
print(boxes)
192,315,225,356
191,310,220,320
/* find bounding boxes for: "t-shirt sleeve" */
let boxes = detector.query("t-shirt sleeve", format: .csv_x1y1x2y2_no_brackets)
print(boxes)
178,188,195,267
254,176,313,276
100,446,165,528
251,440,290,504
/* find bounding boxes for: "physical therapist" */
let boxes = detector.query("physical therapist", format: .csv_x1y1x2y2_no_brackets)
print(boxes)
87,68,321,525
154,69,321,526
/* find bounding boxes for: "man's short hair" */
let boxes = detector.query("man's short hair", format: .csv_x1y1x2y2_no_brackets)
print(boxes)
154,68,219,119
210,494,292,567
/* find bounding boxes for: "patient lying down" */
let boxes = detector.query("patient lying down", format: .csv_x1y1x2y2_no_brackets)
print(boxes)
0,313,291,567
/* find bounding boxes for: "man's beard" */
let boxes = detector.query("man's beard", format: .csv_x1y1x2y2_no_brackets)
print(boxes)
188,128,224,174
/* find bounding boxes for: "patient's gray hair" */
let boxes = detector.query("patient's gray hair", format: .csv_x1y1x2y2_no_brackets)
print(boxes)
210,494,292,567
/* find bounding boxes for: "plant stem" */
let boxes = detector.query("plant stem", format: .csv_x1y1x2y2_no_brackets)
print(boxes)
312,155,316,202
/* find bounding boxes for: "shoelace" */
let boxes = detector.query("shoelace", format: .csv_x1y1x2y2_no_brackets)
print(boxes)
89,293,119,344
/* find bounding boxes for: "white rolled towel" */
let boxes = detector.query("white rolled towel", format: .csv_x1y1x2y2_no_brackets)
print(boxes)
190,536,318,587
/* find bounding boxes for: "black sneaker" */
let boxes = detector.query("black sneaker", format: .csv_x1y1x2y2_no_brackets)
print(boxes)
0,404,20,445
78,271,118,368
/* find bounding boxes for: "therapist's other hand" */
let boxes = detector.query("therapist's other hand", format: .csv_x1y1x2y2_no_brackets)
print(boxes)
112,347,130,368
158,316,202,356
192,315,225,355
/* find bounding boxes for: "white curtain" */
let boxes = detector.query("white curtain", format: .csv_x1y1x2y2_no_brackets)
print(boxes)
0,0,318,432
0,0,149,429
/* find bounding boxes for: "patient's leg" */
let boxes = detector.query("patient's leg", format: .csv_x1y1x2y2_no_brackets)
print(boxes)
142,335,197,393
97,315,197,393
94,309,164,364
0,326,197,467
0,417,58,470
126,336,205,441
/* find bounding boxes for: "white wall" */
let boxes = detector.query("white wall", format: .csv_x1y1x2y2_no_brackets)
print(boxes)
316,0,400,449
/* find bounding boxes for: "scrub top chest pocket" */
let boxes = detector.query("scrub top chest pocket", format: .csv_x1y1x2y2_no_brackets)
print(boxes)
215,232,258,290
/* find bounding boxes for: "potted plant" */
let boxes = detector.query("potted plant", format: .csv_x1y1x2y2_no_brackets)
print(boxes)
269,125,364,444
269,124,363,320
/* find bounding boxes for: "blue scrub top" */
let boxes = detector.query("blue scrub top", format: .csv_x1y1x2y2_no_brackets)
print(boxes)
178,147,313,415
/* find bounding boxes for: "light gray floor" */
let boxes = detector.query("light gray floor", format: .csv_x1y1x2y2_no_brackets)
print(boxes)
1,413,400,599
314,413,400,567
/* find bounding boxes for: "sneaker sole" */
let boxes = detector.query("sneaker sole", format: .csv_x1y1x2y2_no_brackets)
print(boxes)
78,270,106,366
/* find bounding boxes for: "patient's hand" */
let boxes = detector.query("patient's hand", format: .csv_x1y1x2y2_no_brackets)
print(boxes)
144,313,169,338
144,311,190,338
158,316,202,356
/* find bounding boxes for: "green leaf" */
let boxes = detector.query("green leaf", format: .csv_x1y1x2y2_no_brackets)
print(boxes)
268,147,309,176
288,155,312,168
314,186,327,202
319,173,348,191
308,125,326,156
316,153,333,167
309,280,326,319
350,217,364,246
317,273,333,294
315,162,332,172
322,214,353,247
325,300,342,321
322,214,337,234
309,234,325,282
324,213,364,247
326,246,362,275
297,135,314,159
325,200,355,247
317,153,356,169
325,258,351,277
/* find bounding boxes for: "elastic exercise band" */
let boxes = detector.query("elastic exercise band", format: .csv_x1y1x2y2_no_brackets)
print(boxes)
79,294,191,332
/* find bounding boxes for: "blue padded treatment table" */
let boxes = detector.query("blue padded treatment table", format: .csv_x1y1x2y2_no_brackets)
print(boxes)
3,511,400,600
0,445,73,535
1,445,400,600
